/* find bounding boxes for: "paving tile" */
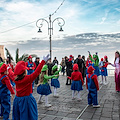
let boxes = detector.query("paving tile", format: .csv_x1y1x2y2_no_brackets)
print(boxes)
8,76,120,120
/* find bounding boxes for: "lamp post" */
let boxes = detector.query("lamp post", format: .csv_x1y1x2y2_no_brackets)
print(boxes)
36,14,65,59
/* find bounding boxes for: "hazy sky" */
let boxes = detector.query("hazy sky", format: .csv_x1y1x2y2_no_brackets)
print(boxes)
0,0,120,65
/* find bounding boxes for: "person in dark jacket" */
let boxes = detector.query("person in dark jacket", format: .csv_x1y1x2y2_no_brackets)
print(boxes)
75,55,84,74
35,57,40,84
47,58,54,76
65,55,73,85
60,58,66,75
53,57,59,65
0,53,3,63
82,55,86,82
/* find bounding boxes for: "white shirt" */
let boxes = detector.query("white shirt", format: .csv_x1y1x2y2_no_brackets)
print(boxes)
112,58,120,68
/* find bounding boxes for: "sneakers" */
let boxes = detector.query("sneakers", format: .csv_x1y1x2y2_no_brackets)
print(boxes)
53,94,59,98
88,104,92,106
77,98,82,101
45,104,52,107
100,81,103,85
72,97,75,100
104,82,108,85
37,100,43,104
0,116,3,119
93,105,100,108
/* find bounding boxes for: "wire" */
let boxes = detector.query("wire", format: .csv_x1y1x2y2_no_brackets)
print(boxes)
0,0,65,34
0,16,49,34
51,0,65,16
0,21,36,34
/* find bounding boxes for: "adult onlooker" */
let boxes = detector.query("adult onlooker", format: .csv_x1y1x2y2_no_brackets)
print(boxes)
53,57,59,65
60,58,66,75
82,55,86,82
109,51,120,92
35,57,40,84
47,58,54,76
75,55,84,74
65,55,73,85
0,53,3,63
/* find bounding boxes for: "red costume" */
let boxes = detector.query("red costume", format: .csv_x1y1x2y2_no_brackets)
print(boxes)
86,66,99,90
0,64,15,94
0,64,15,119
14,60,45,97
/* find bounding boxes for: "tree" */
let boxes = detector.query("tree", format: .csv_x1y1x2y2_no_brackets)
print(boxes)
5,47,14,61
5,47,37,63
15,48,19,63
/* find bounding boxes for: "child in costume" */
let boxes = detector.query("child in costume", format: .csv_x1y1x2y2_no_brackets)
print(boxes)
26,55,36,89
0,63,15,120
100,56,108,85
51,65,61,97
99,58,104,67
86,56,92,75
88,51,100,76
12,55,49,120
37,65,57,107
6,56,15,88
86,66,100,108
68,64,84,100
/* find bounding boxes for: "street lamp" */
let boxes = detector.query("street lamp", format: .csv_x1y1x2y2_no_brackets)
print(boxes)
36,14,65,59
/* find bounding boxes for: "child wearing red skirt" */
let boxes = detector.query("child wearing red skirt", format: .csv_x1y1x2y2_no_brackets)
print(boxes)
68,64,84,100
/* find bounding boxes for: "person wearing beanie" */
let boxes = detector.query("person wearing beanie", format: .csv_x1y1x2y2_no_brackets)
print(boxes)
68,64,84,101
26,55,36,89
88,51,100,77
100,56,108,85
6,56,15,88
11,54,49,120
86,66,100,108
51,65,62,97
37,65,57,107
0,63,15,120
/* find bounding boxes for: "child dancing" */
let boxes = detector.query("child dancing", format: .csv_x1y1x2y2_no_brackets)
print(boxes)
86,66,100,108
100,56,108,85
0,63,15,120
12,55,49,120
37,65,57,107
51,65,61,97
68,64,84,100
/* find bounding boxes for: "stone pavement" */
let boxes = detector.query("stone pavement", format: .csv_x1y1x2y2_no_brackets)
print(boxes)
9,75,120,120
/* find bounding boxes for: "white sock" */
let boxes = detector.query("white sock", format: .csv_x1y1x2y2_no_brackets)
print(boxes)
72,90,75,98
105,76,107,83
77,92,80,99
54,88,57,96
45,96,48,105
38,95,42,101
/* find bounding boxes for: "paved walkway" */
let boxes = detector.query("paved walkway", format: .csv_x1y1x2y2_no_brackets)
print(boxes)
9,75,120,120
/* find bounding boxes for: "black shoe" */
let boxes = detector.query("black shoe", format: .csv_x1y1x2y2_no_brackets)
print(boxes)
66,83,69,85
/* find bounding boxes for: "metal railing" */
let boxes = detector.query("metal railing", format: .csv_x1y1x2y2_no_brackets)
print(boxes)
107,69,115,76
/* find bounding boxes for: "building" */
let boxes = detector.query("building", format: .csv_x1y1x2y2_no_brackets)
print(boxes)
0,45,5,60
